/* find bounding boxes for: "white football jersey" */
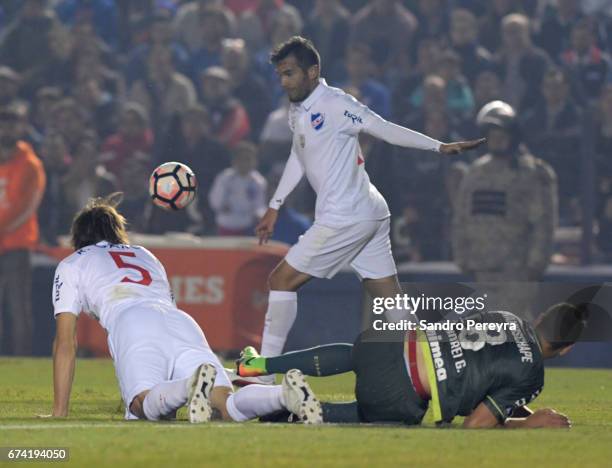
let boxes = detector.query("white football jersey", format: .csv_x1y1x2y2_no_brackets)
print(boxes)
52,241,175,332
270,79,441,227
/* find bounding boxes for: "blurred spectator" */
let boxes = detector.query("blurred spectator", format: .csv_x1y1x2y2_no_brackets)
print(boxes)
49,97,88,152
37,132,71,245
392,39,442,121
173,0,234,54
392,201,423,262
159,105,230,232
435,49,475,117
413,0,450,43
413,74,447,114
209,141,266,235
129,45,197,136
117,0,182,52
409,50,475,121
200,66,251,147
54,0,119,50
74,77,118,139
561,18,610,105
32,87,63,134
393,109,455,260
258,97,292,171
473,70,504,113
252,5,303,105
189,5,234,79
0,0,56,81
70,17,116,70
537,0,583,61
496,13,552,110
0,106,46,355
125,10,190,86
101,103,154,179
118,152,158,233
450,8,493,85
351,0,418,74
30,24,74,95
224,0,258,16
74,44,124,99
12,102,42,153
302,0,351,83
339,44,391,119
522,68,581,224
221,38,272,141
478,0,525,53
61,131,117,218
237,0,302,52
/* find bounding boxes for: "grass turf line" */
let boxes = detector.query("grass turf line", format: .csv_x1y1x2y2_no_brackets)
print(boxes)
0,358,610,468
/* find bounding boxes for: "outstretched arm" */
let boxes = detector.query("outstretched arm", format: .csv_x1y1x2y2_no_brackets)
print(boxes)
52,313,78,417
340,91,485,154
463,402,571,429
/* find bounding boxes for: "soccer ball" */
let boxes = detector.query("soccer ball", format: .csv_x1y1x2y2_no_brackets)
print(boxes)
149,162,197,210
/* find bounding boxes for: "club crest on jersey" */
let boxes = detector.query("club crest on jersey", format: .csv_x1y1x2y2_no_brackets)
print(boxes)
311,112,325,130
299,134,305,148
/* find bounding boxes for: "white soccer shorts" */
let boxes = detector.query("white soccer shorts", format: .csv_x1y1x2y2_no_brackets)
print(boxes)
106,304,232,419
285,217,397,280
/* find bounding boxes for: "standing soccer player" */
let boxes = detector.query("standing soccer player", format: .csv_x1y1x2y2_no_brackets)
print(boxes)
255,36,484,372
48,195,322,423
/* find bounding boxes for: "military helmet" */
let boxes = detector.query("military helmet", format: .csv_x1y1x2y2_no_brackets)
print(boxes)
476,100,517,131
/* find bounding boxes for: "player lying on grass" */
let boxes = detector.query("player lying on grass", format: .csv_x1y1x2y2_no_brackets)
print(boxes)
237,306,587,428
48,195,323,424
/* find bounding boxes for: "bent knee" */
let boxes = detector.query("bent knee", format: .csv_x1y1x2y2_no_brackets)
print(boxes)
268,266,294,291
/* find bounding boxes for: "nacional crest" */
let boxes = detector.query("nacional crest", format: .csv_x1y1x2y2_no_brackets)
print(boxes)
310,112,325,130
299,134,305,148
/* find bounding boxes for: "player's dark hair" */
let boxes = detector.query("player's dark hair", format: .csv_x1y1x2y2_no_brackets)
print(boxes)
70,193,129,250
270,36,320,72
536,303,589,350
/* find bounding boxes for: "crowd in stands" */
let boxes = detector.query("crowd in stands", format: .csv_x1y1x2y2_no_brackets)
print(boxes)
2,0,612,260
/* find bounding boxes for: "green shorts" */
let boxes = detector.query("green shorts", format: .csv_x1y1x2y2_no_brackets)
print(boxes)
352,329,428,425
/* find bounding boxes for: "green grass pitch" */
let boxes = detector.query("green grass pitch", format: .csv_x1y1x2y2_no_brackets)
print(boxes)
0,358,611,467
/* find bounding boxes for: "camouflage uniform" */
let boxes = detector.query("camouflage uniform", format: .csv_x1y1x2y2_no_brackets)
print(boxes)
452,151,558,320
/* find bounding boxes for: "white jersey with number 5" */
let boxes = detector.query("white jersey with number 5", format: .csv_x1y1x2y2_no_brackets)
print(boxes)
52,241,174,332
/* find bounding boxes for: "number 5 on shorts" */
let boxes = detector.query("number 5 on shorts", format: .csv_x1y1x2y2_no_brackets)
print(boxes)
109,251,152,286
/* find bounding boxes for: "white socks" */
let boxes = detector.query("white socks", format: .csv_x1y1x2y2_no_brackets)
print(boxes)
225,385,285,422
260,291,298,357
142,377,190,421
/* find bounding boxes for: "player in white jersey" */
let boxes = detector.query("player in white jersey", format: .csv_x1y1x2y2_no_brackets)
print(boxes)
49,195,323,423
251,37,485,380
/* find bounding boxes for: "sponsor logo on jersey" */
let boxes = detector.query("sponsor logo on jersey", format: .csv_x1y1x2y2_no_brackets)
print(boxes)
344,110,363,124
54,274,63,302
310,112,325,130
426,329,448,381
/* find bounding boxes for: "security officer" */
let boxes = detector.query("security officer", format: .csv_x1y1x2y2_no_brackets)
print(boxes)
452,101,558,320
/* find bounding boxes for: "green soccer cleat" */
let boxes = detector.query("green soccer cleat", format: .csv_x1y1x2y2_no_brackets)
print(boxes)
236,346,268,378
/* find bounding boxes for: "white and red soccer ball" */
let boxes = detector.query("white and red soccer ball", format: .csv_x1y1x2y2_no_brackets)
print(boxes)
149,162,197,210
